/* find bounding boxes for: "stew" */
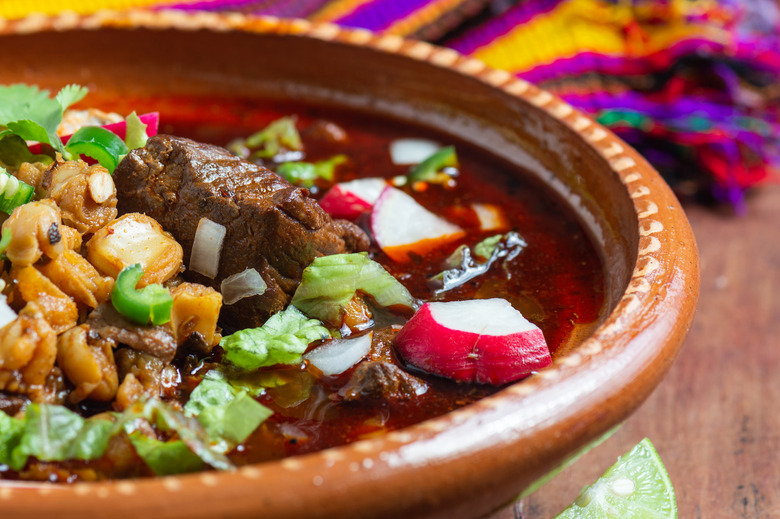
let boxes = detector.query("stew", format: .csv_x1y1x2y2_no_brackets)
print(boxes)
0,86,604,481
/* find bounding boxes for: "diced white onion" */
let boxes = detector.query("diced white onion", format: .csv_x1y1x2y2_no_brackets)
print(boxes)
190,217,226,279
0,295,17,329
220,268,267,305
304,332,373,377
389,138,440,165
471,203,509,231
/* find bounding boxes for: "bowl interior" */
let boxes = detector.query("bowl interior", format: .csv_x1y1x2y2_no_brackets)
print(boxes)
0,13,698,519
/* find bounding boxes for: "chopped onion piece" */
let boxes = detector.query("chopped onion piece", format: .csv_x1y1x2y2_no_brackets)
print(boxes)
304,332,373,377
0,295,16,329
389,138,441,165
190,218,226,279
221,268,268,305
472,203,510,231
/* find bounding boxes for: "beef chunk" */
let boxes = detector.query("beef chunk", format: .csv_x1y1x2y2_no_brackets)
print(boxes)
0,393,28,416
114,135,369,329
338,326,428,401
87,303,177,362
341,361,427,401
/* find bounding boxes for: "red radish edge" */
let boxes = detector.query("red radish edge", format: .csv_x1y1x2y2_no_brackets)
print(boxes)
319,178,387,220
27,112,160,154
394,299,551,385
371,186,465,263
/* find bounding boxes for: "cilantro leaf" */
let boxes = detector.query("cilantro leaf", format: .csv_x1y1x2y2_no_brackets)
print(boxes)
0,83,88,156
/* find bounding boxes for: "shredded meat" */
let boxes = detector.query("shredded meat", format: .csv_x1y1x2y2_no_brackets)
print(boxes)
87,303,177,362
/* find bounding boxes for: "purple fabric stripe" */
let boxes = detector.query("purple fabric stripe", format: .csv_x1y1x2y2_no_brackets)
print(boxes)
516,39,725,84
156,0,263,12
331,0,440,32
447,0,564,55
505,36,780,84
260,0,331,17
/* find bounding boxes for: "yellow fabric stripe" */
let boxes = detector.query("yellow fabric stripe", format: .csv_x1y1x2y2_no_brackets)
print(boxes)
471,0,729,73
309,0,374,22
0,0,202,19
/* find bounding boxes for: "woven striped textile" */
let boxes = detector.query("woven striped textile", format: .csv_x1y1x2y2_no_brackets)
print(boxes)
2,0,778,210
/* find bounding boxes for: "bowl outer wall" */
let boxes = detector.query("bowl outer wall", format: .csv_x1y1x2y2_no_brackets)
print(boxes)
0,12,700,519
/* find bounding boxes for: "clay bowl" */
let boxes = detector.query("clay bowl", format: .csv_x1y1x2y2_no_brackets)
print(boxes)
0,11,699,519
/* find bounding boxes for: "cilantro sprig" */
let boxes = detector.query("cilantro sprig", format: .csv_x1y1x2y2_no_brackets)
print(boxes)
0,83,88,157
0,83,142,173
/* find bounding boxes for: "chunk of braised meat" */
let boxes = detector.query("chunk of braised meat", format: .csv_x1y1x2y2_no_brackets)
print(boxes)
341,362,428,402
339,327,428,402
114,135,370,328
0,392,28,416
87,303,177,362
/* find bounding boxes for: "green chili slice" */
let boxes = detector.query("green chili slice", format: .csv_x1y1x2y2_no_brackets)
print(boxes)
65,126,129,173
0,168,34,214
407,145,458,183
111,264,173,326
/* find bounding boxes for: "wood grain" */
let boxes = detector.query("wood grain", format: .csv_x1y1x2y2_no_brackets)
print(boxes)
486,183,780,518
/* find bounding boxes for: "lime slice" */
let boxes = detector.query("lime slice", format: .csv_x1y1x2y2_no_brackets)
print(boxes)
554,438,677,519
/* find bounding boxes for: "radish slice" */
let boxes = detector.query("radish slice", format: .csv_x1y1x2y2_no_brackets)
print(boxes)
389,138,441,165
394,298,551,385
371,186,465,262
304,332,373,376
28,112,159,154
472,203,510,232
318,178,387,220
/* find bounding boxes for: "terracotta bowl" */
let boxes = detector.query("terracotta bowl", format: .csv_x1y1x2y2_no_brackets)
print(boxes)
0,11,699,519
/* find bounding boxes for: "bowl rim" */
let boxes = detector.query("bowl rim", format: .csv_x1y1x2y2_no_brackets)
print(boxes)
0,10,700,519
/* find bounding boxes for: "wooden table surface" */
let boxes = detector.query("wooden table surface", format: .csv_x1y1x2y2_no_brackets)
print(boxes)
487,183,780,518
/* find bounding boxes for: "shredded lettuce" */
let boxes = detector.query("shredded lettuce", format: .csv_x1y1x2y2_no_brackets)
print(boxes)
276,154,347,187
1,404,114,471
0,399,234,475
228,116,303,160
0,83,88,157
291,252,417,325
122,398,233,472
127,433,204,476
184,371,272,452
220,306,330,371
123,111,149,150
0,410,24,468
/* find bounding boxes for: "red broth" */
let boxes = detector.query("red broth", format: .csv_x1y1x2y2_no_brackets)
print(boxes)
144,96,606,463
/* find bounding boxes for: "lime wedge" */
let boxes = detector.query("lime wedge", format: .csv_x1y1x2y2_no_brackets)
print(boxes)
554,438,677,519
